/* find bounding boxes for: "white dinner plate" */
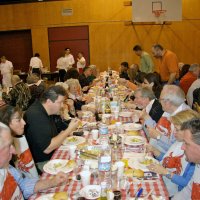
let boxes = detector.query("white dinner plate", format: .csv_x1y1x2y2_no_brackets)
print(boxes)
119,111,133,117
123,123,143,131
124,136,145,146
79,185,101,199
36,194,54,200
128,156,158,171
43,159,75,175
62,136,86,146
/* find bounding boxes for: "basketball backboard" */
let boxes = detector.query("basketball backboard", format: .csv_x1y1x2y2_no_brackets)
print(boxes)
132,0,182,23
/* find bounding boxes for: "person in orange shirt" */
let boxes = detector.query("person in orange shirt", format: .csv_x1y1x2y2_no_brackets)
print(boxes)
152,44,179,84
179,63,200,94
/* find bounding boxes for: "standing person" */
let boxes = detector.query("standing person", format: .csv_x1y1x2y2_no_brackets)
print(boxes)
133,45,154,73
152,44,179,85
77,52,86,74
64,47,75,69
0,56,13,88
56,52,69,82
173,118,200,199
29,53,44,76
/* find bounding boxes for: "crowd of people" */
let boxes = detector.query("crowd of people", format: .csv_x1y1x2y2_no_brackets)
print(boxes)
0,43,200,199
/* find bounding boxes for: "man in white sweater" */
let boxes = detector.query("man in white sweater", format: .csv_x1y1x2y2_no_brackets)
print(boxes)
173,118,200,199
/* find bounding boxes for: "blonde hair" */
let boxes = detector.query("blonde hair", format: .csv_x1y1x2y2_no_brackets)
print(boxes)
65,79,82,94
171,109,200,127
55,82,69,91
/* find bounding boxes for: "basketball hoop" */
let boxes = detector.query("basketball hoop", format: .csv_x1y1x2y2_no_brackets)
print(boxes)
152,10,166,18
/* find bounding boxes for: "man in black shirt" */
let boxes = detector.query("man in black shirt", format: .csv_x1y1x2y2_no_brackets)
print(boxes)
24,85,79,171
79,66,92,89
119,62,130,80
134,87,164,124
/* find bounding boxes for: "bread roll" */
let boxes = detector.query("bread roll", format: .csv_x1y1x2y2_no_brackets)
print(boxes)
133,169,144,178
53,192,68,200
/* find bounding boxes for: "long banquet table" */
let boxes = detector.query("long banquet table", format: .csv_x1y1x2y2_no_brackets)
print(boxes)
29,114,169,200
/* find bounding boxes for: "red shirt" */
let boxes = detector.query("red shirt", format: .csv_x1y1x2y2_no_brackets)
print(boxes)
180,72,197,94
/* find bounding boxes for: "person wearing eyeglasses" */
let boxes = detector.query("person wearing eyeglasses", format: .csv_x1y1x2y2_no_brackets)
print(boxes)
147,85,190,154
146,110,198,197
173,118,200,199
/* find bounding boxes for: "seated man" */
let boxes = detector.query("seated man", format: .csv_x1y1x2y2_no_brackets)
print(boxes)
173,118,200,199
0,122,68,199
24,85,80,171
2,75,31,111
148,85,190,154
179,63,199,94
79,66,93,91
134,87,164,127
119,62,130,80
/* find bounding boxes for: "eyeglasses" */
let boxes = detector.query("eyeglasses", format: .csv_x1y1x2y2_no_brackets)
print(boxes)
159,98,169,102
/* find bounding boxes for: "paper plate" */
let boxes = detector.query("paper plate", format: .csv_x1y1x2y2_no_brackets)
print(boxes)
124,136,145,146
123,123,143,131
128,156,158,171
43,159,75,175
62,136,86,146
79,185,101,199
36,194,54,200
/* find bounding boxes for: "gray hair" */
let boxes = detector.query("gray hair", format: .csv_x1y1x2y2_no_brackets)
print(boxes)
161,85,185,107
181,118,200,145
189,63,199,72
40,85,66,103
89,65,96,70
65,78,81,90
135,87,156,100
0,122,10,147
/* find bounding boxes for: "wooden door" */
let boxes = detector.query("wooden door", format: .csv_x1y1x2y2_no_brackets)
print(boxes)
48,26,89,72
0,30,32,72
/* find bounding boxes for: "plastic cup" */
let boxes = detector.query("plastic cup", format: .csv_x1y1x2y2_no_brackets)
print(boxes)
116,161,125,178
69,145,77,159
80,170,91,186
91,129,99,140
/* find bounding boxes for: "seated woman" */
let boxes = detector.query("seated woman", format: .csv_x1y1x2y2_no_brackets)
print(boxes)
0,105,39,178
65,78,92,111
146,109,199,197
142,72,163,99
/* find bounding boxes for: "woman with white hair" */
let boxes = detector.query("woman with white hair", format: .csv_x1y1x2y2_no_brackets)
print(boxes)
65,78,89,111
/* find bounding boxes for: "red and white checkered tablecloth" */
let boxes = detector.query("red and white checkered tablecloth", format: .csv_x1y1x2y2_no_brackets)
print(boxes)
29,116,169,200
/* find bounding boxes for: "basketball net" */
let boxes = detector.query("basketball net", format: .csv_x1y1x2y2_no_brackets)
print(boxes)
152,10,166,24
